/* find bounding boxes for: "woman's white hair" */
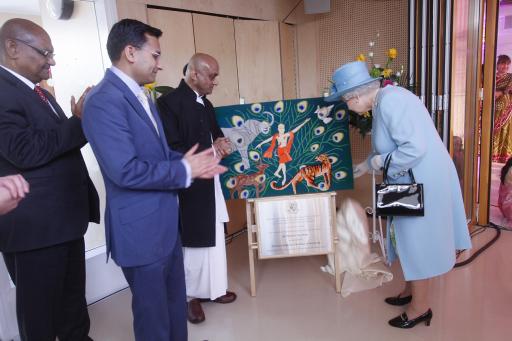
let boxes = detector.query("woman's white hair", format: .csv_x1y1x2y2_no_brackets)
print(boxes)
341,80,381,101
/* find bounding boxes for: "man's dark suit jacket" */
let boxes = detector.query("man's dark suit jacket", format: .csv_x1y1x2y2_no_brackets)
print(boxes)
158,79,223,247
0,66,100,253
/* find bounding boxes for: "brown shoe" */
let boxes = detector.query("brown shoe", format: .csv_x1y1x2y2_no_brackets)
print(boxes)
212,291,237,304
187,299,205,324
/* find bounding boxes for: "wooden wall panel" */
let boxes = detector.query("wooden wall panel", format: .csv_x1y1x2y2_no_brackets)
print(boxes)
279,23,297,99
192,14,239,106
116,0,147,22
225,199,246,235
192,13,244,233
297,20,320,98
147,9,195,88
235,20,282,103
116,0,301,23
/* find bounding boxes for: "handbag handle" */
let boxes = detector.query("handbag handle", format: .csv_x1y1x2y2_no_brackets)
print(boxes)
382,153,417,184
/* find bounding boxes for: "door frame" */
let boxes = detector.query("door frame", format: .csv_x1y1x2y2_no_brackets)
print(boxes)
477,0,499,225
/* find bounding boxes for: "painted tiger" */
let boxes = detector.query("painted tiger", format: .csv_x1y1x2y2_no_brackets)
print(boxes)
270,154,332,194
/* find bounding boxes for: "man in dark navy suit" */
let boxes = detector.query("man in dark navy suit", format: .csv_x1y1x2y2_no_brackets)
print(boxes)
0,19,99,340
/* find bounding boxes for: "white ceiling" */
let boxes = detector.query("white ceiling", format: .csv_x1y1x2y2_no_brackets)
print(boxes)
0,0,41,15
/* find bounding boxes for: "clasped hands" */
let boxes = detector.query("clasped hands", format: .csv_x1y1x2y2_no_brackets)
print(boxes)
212,137,233,159
0,174,30,215
184,144,228,179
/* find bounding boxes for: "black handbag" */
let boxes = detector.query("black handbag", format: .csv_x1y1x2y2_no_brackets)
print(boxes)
375,154,424,217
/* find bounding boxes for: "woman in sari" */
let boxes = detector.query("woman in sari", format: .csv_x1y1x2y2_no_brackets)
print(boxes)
493,55,512,163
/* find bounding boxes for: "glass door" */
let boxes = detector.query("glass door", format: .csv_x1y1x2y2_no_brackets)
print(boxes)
489,0,512,228
450,0,485,224
410,0,479,222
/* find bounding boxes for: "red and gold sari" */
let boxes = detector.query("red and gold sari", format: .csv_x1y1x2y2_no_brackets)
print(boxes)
493,73,512,163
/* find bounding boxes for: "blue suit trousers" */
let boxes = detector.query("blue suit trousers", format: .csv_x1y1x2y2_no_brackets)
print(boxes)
122,239,188,341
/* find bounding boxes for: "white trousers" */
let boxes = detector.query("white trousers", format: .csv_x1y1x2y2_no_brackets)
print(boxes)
183,221,228,300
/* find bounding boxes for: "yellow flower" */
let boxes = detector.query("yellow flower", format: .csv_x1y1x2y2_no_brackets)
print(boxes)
362,111,371,118
144,82,156,91
356,54,366,62
387,48,397,59
382,68,393,78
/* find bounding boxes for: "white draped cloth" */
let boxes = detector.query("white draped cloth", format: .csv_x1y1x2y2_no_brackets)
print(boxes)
321,198,393,297
183,175,230,300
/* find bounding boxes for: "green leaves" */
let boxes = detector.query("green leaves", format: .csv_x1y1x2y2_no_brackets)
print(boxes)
154,86,174,97
349,110,372,137
369,67,383,79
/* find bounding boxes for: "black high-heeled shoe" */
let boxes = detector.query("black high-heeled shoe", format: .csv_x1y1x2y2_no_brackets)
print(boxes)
384,294,412,306
388,309,433,328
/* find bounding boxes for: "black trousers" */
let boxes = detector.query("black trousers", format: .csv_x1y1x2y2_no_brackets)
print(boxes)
2,238,92,341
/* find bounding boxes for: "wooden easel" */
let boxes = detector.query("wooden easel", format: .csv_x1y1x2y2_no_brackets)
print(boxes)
246,192,340,296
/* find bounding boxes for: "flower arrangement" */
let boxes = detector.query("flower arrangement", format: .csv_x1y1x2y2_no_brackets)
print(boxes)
349,35,407,136
356,47,403,87
143,82,174,102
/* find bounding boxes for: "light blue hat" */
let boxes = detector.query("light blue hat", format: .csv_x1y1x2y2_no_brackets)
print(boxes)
325,61,381,102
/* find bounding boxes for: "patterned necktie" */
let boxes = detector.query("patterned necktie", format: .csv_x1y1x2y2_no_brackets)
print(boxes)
34,85,49,105
34,85,60,118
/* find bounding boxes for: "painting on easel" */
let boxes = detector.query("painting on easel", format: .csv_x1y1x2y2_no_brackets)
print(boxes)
215,97,354,199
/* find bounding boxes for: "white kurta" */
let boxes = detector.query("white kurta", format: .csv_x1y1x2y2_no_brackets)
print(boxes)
183,175,229,300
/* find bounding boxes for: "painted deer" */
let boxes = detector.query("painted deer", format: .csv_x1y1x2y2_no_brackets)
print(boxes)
229,163,269,199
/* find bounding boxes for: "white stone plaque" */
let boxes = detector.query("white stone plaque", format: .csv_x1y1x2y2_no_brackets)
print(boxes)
254,194,333,258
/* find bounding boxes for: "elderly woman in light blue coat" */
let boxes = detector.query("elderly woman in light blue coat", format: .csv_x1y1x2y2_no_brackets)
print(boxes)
326,61,471,329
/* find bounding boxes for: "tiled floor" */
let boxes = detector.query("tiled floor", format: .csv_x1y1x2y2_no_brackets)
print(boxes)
88,224,512,341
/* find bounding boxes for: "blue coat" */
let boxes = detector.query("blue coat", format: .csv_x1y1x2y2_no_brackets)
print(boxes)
82,70,188,267
369,86,472,280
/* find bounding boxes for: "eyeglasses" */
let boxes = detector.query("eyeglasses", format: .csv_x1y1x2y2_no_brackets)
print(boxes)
135,46,161,61
13,38,55,59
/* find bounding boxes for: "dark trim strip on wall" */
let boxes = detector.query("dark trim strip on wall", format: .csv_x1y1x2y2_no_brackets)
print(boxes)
147,4,259,21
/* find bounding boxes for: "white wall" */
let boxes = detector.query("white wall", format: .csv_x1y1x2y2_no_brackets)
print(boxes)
39,0,128,305
0,12,41,26
41,0,108,252
0,261,18,341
